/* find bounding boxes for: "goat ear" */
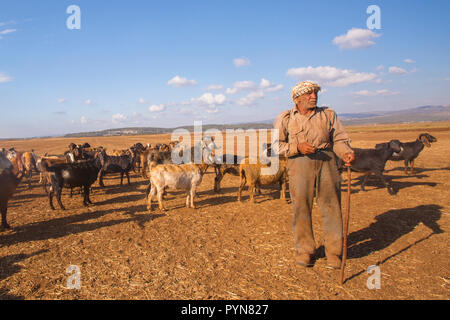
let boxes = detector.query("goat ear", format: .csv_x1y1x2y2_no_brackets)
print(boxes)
421,135,431,147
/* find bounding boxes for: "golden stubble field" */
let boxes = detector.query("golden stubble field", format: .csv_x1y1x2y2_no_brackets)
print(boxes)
0,123,449,300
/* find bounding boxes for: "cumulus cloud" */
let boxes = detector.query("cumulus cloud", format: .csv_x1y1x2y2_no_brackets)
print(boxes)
58,98,66,103
287,65,377,87
138,98,147,104
0,72,12,83
167,75,197,87
81,116,87,124
259,78,284,92
192,93,226,107
226,87,238,94
352,89,400,96
205,84,224,91
404,59,415,64
84,99,92,105
112,113,127,123
332,28,381,50
233,57,251,67
0,28,16,35
388,66,408,74
236,90,264,106
149,104,165,112
376,65,384,71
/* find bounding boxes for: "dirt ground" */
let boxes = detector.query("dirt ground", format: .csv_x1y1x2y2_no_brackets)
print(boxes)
0,126,449,300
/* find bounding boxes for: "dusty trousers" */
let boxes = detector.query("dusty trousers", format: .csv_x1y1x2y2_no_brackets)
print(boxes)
288,150,343,259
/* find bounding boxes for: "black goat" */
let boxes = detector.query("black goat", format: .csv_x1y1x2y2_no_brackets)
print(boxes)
339,140,403,195
98,151,134,187
41,158,101,210
376,133,437,174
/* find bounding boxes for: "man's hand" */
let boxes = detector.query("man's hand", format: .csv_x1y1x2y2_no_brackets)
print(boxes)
343,152,355,167
298,142,317,155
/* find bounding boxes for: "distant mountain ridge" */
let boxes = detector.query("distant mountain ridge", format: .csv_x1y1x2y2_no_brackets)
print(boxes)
62,105,450,138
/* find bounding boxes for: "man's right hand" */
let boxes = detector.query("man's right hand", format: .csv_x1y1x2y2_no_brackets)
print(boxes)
298,142,317,155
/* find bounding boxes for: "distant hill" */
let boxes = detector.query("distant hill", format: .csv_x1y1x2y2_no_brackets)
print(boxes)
63,105,450,138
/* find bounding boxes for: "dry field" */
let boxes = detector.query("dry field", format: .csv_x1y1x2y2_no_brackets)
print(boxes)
0,123,449,300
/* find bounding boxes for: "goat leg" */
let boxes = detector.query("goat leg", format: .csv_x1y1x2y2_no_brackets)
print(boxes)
410,160,415,175
126,171,131,185
238,176,246,201
56,186,66,210
376,173,395,195
48,189,55,210
361,173,371,191
120,172,124,186
1,202,11,230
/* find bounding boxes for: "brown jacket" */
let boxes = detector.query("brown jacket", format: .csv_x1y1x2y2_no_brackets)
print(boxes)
273,106,353,159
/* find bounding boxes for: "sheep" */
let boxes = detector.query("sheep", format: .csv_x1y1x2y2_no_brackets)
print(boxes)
340,139,403,195
0,153,25,229
41,156,101,210
146,163,209,211
377,133,437,174
237,156,289,203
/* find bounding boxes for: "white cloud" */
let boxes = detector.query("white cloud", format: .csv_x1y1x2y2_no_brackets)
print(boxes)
287,65,377,87
84,99,92,105
226,87,238,94
234,80,255,90
138,98,147,104
236,90,264,106
149,104,165,112
389,66,408,74
444,77,450,81
80,116,87,124
352,89,400,96
167,75,197,87
192,93,226,106
205,84,224,91
0,72,12,83
205,108,220,114
58,98,66,103
376,65,384,71
233,57,251,67
112,113,127,123
404,59,415,64
0,29,16,35
332,28,381,50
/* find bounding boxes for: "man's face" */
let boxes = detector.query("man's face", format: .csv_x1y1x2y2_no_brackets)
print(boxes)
295,90,318,111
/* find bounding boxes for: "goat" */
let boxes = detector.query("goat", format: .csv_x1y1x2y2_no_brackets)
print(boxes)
377,133,437,174
146,163,209,211
0,153,25,229
340,139,403,195
97,150,134,187
238,156,288,203
213,143,271,193
41,156,101,210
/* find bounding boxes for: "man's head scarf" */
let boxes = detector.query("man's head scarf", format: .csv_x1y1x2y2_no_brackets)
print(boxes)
291,81,321,101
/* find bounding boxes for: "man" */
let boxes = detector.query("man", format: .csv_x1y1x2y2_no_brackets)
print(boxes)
274,81,355,269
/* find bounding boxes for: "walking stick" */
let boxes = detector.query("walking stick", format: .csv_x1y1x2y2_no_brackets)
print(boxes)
340,164,351,285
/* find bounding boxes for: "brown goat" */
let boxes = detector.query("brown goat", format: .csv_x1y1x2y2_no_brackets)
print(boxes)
238,157,288,203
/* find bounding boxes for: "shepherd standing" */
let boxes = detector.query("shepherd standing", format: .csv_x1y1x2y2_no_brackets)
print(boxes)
274,81,355,269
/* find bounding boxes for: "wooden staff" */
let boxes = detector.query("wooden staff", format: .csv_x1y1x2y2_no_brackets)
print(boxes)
340,165,351,285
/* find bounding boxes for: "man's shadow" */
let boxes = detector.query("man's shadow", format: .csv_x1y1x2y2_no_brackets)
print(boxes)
348,204,443,259
315,204,443,262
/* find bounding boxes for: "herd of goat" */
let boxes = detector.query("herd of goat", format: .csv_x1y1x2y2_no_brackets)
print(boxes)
0,132,437,230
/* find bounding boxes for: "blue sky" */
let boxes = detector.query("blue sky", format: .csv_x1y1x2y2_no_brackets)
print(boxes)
1,0,449,138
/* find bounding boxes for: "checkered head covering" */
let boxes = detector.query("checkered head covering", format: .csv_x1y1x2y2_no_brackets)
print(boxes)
291,81,321,101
